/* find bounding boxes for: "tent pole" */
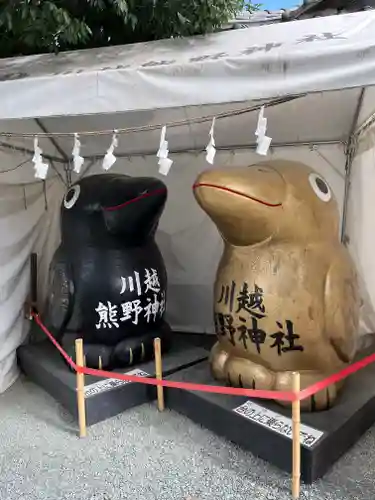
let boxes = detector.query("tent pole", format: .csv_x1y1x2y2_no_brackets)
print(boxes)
34,119,70,163
355,109,375,139
34,119,69,186
340,87,365,243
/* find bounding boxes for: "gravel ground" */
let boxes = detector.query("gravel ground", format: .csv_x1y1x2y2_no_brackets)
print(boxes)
1,376,375,500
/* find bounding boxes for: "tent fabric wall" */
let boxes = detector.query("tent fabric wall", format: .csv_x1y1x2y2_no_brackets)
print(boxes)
346,122,375,341
0,178,62,392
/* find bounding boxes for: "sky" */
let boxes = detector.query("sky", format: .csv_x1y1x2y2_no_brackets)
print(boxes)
258,0,301,10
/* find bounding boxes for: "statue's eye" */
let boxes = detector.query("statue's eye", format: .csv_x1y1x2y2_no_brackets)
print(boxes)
63,185,80,209
308,173,331,202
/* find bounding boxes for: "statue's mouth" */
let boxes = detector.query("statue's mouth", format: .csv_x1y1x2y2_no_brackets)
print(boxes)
103,188,167,212
193,183,282,208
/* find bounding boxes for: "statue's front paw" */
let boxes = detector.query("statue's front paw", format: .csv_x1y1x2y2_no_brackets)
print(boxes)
83,344,113,370
61,336,113,370
112,333,157,368
209,342,230,381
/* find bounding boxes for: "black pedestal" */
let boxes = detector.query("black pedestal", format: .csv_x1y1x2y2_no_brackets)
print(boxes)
18,336,208,427
165,359,375,483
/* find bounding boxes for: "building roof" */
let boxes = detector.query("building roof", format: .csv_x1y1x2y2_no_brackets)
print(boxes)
228,7,299,27
223,0,375,29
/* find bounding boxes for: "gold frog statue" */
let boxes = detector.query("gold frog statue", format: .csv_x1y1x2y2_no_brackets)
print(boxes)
193,160,360,411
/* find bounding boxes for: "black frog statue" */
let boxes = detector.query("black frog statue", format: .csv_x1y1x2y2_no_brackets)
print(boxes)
43,173,171,369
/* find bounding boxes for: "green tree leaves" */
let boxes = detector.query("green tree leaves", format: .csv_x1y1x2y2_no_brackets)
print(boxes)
0,0,257,58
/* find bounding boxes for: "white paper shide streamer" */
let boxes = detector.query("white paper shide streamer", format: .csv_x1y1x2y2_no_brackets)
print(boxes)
157,125,173,176
205,117,216,165
102,130,118,171
255,106,272,156
32,137,49,179
72,133,84,173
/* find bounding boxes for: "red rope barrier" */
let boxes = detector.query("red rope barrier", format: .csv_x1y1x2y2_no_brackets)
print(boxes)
32,313,294,401
80,364,295,400
32,313,375,403
299,352,375,400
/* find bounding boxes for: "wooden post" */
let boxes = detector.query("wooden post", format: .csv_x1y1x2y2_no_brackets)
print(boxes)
75,339,87,438
30,252,38,314
292,371,301,499
154,337,165,412
26,253,38,329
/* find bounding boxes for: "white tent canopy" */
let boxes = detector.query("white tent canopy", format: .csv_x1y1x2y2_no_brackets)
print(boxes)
1,11,375,392
1,10,375,119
